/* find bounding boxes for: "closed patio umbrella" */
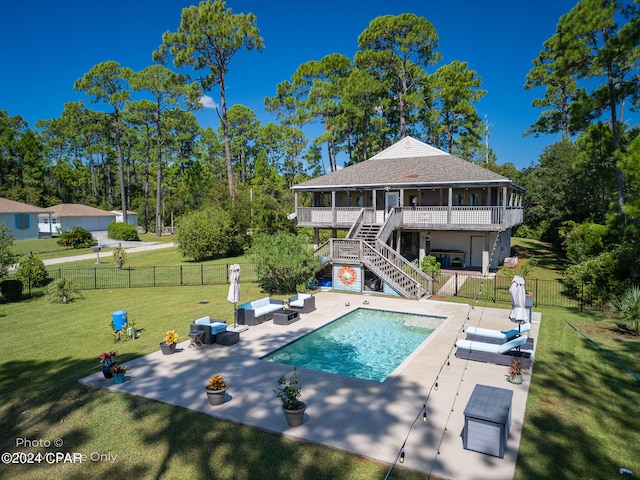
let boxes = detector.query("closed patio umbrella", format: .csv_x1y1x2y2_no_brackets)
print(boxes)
227,264,247,332
509,275,529,332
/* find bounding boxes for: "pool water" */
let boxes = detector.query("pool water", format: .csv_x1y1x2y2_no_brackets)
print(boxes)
262,308,446,382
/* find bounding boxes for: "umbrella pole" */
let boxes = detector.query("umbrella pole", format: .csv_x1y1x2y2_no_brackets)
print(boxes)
233,303,237,329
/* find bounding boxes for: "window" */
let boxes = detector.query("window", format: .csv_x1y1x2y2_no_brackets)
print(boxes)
14,214,30,230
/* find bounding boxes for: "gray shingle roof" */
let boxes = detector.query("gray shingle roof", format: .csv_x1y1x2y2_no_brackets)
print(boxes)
43,204,117,217
292,151,512,191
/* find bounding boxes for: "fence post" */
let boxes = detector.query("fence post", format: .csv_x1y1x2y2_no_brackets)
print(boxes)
494,275,497,303
128,268,131,288
153,266,156,287
94,268,97,290
455,272,458,296
180,265,183,286
201,264,204,285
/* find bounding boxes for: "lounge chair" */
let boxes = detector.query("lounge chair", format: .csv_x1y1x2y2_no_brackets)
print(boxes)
455,334,533,368
465,323,533,345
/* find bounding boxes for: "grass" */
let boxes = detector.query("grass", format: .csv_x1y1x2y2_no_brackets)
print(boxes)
1,239,639,479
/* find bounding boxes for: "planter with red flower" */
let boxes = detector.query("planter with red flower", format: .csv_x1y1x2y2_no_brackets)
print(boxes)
99,351,117,378
110,364,127,384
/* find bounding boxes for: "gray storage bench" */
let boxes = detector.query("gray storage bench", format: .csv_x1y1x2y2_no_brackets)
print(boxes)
463,384,513,458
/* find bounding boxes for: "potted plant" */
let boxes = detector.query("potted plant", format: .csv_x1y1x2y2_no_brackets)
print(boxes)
160,330,179,355
99,351,117,378
508,359,525,384
110,364,127,384
274,367,306,427
205,374,227,406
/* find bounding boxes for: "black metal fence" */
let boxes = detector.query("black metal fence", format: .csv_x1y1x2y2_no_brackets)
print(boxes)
433,271,603,311
13,262,258,296
9,264,600,311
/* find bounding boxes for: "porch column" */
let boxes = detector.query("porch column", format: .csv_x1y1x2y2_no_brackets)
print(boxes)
419,232,427,262
313,228,320,249
331,190,336,227
447,188,452,225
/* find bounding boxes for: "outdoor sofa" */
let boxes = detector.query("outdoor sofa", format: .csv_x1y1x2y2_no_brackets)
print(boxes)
287,293,315,313
237,297,284,326
190,316,228,344
454,334,533,369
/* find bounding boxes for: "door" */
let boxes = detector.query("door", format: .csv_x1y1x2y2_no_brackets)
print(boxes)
385,191,400,219
470,235,484,268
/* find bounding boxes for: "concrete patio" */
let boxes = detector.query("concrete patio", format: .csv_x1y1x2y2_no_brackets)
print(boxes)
80,291,540,480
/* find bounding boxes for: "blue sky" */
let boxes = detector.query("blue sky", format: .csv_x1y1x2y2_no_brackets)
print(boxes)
1,1,580,170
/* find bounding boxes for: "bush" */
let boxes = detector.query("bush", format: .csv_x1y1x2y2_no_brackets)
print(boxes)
0,279,23,302
560,221,608,264
15,254,49,287
175,207,236,262
46,278,83,304
421,255,441,276
112,245,127,269
562,251,620,306
249,232,320,294
107,222,139,241
57,226,96,249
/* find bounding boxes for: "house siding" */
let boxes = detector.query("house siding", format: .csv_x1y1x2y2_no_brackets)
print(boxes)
0,213,40,240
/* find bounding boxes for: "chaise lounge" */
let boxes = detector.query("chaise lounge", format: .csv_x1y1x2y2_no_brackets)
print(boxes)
455,334,533,368
465,323,533,345
287,293,315,313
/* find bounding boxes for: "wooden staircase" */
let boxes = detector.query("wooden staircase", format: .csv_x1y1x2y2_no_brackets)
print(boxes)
354,224,381,242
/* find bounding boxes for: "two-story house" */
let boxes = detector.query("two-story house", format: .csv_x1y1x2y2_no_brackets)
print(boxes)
291,136,524,299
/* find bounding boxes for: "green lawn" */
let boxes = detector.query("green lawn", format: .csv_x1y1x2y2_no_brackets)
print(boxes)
0,239,638,479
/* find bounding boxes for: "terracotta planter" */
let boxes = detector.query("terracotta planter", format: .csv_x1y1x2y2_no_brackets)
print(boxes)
205,387,227,406
160,341,176,355
283,402,306,427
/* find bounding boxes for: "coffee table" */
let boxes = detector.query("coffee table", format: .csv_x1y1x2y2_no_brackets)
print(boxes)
273,309,300,325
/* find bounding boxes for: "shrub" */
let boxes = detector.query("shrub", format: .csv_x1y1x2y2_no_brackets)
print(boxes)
107,222,139,241
15,254,49,287
421,255,441,276
46,278,83,304
0,279,23,302
57,226,96,249
112,245,127,269
175,207,236,262
249,232,320,294
608,285,640,335
562,251,619,306
560,221,608,264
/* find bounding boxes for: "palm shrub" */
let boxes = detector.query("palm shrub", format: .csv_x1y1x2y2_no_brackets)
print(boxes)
112,245,127,269
421,255,441,276
608,285,640,335
46,278,83,304
0,279,23,302
15,254,49,287
57,226,95,249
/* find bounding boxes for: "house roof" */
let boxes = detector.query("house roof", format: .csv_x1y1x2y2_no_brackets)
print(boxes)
292,136,519,191
43,204,117,217
0,197,48,213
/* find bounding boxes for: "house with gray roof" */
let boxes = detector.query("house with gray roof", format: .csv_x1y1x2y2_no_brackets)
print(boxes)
291,136,524,298
0,197,48,240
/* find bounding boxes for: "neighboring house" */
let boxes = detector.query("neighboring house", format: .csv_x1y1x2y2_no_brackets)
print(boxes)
291,136,524,299
0,197,48,240
39,204,117,234
110,210,139,227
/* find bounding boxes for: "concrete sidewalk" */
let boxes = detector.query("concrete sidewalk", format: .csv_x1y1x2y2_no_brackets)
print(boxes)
80,292,540,479
43,241,175,266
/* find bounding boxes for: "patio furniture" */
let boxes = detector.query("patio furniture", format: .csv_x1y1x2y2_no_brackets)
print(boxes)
237,297,284,326
455,334,532,368
190,316,227,344
463,384,512,458
465,323,534,345
287,293,315,313
188,330,205,348
273,309,300,325
216,331,239,346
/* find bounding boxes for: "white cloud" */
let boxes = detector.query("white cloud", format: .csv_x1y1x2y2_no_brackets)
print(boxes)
199,95,218,109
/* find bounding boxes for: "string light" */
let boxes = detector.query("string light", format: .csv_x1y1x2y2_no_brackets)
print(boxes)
446,361,450,369
399,450,405,463
423,403,427,422
434,382,439,391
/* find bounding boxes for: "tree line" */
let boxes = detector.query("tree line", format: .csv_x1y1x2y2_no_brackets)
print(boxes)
1,0,639,306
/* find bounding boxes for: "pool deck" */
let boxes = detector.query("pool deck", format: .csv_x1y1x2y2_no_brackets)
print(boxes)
80,291,540,480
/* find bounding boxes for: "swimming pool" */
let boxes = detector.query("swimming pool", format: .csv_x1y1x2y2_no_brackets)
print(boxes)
262,308,446,382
